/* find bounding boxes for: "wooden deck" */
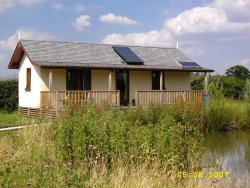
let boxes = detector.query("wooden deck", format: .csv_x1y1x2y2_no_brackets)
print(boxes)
40,90,120,113
19,90,204,118
135,90,204,106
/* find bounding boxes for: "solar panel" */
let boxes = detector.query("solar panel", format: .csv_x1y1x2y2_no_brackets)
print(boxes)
112,46,144,65
178,61,200,67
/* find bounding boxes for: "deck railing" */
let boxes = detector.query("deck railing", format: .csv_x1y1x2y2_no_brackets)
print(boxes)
40,90,120,113
135,90,204,106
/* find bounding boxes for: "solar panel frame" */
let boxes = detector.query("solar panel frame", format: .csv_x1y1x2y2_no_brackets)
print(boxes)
112,46,144,65
178,61,200,67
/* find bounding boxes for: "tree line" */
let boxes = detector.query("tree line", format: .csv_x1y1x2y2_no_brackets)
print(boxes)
191,65,250,99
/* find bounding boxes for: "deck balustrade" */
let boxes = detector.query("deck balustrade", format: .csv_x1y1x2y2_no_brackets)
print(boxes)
135,90,204,106
40,90,120,113
39,90,204,116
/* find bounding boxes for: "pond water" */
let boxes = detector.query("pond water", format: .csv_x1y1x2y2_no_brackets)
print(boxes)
203,129,250,176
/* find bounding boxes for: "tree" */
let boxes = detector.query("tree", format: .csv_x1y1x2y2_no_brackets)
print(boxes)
0,79,18,112
209,75,245,99
190,73,204,90
225,65,250,80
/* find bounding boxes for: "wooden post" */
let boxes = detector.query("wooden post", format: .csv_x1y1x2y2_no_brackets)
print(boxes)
117,90,120,108
160,71,163,104
109,70,112,91
204,72,208,93
55,91,60,117
135,91,138,106
49,69,52,91
160,71,163,90
49,69,52,115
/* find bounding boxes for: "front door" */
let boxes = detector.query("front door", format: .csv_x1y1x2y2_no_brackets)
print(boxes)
116,70,129,106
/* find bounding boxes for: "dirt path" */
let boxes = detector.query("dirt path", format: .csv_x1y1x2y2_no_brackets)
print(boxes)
0,124,47,132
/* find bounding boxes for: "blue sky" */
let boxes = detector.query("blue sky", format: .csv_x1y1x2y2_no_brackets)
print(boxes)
1,0,250,78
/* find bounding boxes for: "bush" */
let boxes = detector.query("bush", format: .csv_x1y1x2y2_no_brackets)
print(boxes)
0,79,18,112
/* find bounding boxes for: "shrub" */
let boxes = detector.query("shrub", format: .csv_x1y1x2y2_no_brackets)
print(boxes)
0,79,18,112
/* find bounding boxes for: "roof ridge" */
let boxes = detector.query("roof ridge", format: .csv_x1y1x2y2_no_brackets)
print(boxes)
21,39,178,50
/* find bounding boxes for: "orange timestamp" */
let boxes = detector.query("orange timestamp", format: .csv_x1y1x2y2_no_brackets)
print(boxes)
177,171,229,179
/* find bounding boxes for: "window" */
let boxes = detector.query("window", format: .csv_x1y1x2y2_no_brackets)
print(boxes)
25,68,31,91
152,71,160,90
67,69,91,90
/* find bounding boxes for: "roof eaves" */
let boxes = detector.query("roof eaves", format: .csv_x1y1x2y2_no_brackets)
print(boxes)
8,40,41,69
39,62,214,72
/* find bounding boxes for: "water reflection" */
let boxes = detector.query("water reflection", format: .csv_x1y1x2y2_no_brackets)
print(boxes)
203,130,250,175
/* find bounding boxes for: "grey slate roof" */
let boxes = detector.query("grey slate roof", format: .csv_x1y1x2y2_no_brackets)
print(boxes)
15,40,213,72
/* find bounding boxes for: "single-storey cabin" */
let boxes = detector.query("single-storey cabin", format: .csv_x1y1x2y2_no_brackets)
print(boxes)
8,40,213,117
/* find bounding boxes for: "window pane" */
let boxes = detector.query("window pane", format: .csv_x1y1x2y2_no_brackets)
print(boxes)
67,69,91,90
82,70,91,90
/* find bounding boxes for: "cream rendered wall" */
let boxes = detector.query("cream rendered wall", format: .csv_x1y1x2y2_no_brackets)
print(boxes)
164,72,190,90
91,70,115,90
18,54,41,108
129,70,151,103
19,56,66,108
40,68,49,91
40,68,66,91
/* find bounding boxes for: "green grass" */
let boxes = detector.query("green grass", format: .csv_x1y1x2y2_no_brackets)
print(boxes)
0,111,43,128
0,111,20,127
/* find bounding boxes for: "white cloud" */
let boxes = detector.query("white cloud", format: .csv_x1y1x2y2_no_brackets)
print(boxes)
102,30,174,47
0,0,15,12
100,13,137,25
0,0,46,12
212,0,250,21
74,4,85,12
102,0,250,49
0,28,55,51
165,7,227,35
72,15,91,31
165,0,250,36
52,3,64,10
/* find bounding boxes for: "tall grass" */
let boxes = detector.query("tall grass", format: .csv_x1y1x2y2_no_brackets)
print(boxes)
244,79,250,126
53,102,203,175
0,123,248,187
203,82,250,131
0,104,201,187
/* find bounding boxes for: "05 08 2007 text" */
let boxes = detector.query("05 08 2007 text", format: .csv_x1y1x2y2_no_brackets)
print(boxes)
177,171,229,179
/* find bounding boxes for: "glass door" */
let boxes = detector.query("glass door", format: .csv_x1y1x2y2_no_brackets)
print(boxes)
116,70,129,106
67,69,91,90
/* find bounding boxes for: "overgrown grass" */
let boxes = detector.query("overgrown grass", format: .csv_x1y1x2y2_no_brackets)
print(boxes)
203,83,250,132
0,119,248,187
53,103,204,174
0,103,202,187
